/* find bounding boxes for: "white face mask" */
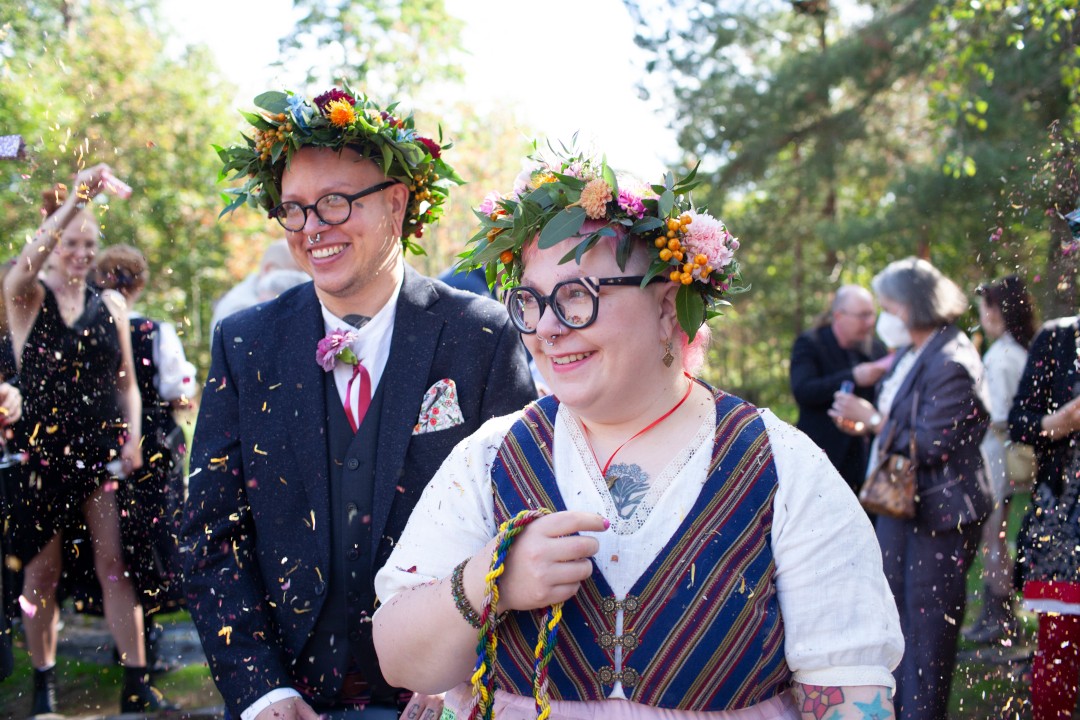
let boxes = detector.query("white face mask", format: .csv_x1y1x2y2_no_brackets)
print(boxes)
876,311,912,348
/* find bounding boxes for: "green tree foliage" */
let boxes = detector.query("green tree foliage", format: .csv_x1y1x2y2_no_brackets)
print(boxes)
278,0,464,96
627,0,1080,411
0,0,255,379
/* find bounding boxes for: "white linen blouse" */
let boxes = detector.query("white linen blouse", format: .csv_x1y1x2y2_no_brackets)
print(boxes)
375,401,904,698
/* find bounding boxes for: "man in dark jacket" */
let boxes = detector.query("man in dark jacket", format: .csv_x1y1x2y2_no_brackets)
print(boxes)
790,285,890,492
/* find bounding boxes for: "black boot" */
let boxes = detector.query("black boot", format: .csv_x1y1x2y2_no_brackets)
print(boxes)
964,591,1017,644
120,665,179,713
31,666,57,715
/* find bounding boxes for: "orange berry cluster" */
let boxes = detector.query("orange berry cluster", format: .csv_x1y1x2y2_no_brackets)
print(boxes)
253,113,293,161
405,167,438,237
652,214,711,285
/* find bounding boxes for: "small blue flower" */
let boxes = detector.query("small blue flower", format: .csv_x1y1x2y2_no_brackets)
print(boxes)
287,95,314,132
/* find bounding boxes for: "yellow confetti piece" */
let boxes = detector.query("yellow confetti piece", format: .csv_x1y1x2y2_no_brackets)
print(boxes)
269,383,282,390
254,444,267,455
218,626,233,645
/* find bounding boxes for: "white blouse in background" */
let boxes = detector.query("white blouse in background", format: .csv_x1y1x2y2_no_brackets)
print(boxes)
375,402,903,695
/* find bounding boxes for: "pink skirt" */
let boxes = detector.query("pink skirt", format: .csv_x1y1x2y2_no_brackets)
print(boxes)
441,684,800,720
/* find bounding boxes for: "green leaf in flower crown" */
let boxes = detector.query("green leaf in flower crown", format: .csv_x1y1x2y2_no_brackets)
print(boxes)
659,189,674,219
602,167,619,197
538,206,587,248
239,110,274,131
254,91,291,115
676,284,706,341
630,217,665,235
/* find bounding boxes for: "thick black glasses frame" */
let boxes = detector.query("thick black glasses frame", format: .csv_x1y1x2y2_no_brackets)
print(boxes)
506,275,665,333
269,180,398,231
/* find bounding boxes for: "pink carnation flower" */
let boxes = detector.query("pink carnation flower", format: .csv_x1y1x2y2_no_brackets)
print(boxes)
617,189,645,219
683,211,738,269
477,191,503,216
315,329,359,371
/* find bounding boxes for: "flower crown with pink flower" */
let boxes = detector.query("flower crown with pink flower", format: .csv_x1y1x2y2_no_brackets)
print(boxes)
216,84,464,255
459,145,745,339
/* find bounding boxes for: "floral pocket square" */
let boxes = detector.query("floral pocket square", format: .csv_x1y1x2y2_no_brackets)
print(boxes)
413,378,465,435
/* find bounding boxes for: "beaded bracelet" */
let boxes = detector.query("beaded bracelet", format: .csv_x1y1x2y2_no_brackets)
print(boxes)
451,558,484,629
468,508,563,720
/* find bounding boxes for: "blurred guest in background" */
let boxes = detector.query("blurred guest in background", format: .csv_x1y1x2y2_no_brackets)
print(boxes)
209,238,307,336
831,257,990,720
790,284,890,493
4,164,174,713
961,275,1036,645
1010,305,1080,720
94,243,197,666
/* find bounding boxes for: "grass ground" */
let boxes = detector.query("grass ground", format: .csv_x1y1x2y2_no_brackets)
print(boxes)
0,611,222,720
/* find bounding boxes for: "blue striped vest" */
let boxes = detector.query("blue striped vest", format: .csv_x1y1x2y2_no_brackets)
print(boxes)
490,389,791,711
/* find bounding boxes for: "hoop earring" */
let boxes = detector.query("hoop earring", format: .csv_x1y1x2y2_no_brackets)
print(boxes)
307,233,321,246
662,340,674,368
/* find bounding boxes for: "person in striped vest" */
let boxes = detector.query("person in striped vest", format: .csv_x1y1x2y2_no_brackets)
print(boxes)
373,149,904,720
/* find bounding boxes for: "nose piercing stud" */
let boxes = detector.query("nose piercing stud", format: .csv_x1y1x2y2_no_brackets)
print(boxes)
307,233,321,246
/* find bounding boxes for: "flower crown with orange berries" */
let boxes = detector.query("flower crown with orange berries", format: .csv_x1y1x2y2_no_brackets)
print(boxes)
215,85,463,255
460,146,745,339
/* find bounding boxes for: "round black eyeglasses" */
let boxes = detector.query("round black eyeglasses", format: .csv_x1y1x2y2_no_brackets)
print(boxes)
505,275,665,334
269,180,397,232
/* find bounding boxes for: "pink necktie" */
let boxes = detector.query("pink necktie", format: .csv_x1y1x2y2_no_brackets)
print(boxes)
345,362,372,433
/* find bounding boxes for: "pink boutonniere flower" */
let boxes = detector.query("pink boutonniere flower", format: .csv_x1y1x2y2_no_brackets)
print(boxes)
315,329,359,371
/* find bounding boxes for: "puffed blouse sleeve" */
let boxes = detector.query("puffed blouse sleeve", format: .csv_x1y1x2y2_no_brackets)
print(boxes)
374,411,522,604
763,410,904,690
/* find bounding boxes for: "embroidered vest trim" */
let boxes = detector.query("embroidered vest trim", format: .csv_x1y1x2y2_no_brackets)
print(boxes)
490,387,791,711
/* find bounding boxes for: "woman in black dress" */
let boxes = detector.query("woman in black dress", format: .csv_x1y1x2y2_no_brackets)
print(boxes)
4,164,172,713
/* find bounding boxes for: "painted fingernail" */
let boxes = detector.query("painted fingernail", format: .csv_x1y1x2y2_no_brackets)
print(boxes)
602,517,611,530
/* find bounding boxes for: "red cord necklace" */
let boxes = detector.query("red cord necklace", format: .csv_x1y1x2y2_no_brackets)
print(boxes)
584,376,695,489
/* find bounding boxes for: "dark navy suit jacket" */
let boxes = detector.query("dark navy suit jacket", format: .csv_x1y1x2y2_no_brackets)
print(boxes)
180,266,536,715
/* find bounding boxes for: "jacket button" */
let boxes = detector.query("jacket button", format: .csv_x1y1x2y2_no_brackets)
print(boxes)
346,458,359,471
347,591,359,604
346,548,360,561
314,581,326,596
349,629,361,642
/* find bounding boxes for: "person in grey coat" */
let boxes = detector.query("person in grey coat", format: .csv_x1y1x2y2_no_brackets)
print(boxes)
830,257,991,720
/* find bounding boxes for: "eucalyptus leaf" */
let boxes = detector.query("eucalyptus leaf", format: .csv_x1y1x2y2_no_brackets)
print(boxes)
602,163,619,196
631,217,665,235
254,91,291,114
676,285,705,342
659,189,674,218
538,206,587,248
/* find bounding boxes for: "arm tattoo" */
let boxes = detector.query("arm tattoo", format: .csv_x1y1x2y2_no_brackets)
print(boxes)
800,685,846,720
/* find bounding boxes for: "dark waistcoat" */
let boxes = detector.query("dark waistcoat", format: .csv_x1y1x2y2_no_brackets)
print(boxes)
292,371,393,704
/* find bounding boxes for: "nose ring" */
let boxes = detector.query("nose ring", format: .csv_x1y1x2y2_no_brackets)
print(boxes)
544,335,556,347
307,233,321,246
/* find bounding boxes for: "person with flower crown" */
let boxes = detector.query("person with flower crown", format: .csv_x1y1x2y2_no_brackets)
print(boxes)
180,87,536,720
372,147,904,720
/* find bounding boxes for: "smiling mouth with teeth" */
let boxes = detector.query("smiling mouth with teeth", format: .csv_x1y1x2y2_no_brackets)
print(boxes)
551,352,592,365
311,245,344,259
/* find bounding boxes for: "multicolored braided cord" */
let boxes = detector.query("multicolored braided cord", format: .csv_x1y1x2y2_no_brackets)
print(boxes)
468,509,564,720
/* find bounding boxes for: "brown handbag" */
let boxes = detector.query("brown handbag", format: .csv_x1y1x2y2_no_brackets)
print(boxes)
859,392,918,520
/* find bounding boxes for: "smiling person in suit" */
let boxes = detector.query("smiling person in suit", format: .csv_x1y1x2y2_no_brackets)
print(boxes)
180,87,536,720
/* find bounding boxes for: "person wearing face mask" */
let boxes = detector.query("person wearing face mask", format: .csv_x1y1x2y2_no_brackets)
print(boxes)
830,257,991,720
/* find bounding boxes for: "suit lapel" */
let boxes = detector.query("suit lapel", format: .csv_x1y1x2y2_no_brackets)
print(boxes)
370,267,443,558
276,284,334,560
